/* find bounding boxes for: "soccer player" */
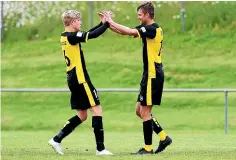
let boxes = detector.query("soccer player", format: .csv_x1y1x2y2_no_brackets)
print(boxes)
100,2,172,155
48,10,112,156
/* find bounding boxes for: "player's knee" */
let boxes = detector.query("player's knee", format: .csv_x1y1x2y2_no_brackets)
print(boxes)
136,102,141,118
136,109,141,117
77,113,87,122
140,109,151,120
140,113,150,121
90,105,102,116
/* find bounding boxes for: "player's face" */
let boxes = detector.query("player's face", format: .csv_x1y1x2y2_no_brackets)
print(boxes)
137,9,148,25
71,18,81,31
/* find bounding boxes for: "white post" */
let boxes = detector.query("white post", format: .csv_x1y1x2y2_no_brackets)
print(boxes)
89,1,93,29
224,90,228,134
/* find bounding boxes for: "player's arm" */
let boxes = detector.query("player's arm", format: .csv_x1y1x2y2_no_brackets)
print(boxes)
67,22,109,45
105,10,156,39
88,22,103,32
87,22,109,39
109,24,128,35
98,11,135,36
109,21,138,36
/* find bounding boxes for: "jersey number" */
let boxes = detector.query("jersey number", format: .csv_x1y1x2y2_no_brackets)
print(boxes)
63,50,70,67
158,40,163,56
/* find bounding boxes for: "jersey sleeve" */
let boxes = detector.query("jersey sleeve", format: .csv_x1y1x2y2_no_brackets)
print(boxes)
88,22,103,32
67,31,89,45
135,25,156,39
87,22,109,40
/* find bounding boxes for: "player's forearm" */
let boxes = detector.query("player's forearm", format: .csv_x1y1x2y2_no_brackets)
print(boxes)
109,25,123,35
88,22,103,32
88,22,109,39
109,21,135,36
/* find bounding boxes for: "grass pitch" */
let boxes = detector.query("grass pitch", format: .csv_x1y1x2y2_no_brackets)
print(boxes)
2,131,236,160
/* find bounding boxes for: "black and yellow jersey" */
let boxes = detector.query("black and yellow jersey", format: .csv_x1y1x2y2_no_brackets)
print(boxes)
60,22,109,84
61,31,90,84
135,23,163,79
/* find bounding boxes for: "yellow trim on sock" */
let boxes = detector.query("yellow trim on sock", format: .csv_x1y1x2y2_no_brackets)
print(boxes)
158,131,167,141
144,145,152,152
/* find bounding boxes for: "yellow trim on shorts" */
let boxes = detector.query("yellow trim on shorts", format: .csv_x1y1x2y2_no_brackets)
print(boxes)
83,83,96,106
146,79,152,105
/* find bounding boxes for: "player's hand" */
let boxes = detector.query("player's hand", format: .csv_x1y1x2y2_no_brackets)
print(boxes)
97,12,106,24
102,10,113,17
102,10,113,23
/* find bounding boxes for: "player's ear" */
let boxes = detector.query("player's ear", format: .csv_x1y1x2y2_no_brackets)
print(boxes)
70,19,75,26
145,12,150,19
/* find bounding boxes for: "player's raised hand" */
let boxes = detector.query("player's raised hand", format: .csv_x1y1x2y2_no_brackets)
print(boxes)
97,12,106,24
102,10,113,17
102,11,113,23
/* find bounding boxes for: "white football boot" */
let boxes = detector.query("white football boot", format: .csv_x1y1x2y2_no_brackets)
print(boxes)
48,138,64,155
96,149,113,155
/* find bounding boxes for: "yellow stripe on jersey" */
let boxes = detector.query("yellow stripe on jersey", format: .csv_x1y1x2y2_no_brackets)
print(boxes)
146,27,163,78
75,47,86,83
85,32,89,43
146,79,152,105
60,35,86,83
83,83,96,106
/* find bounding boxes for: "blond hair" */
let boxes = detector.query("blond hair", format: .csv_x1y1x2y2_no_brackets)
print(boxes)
61,10,82,27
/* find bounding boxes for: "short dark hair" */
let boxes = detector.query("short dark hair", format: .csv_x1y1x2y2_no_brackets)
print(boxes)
137,2,155,19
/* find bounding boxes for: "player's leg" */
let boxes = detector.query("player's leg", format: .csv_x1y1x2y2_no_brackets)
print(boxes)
48,81,89,155
136,101,166,143
141,105,154,152
152,114,172,153
132,104,154,155
90,105,104,152
137,101,168,149
135,102,141,118
151,114,167,141
53,109,87,143
136,102,157,153
132,80,154,155
84,82,112,155
151,76,172,153
90,105,112,155
151,76,167,140
48,109,87,155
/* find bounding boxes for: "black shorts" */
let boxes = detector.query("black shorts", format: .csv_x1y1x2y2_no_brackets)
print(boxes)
67,68,100,110
68,81,100,110
137,70,164,106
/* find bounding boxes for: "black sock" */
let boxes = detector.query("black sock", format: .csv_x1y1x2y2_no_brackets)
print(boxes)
92,116,105,151
151,114,163,134
143,120,153,145
53,115,82,143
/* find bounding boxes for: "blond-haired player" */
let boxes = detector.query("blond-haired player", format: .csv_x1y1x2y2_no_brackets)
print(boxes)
48,10,112,156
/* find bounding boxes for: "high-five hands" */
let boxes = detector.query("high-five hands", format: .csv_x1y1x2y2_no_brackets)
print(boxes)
97,10,113,24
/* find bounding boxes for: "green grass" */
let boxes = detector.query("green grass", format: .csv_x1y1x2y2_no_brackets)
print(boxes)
2,2,236,89
2,92,236,132
2,131,236,160
2,32,236,88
